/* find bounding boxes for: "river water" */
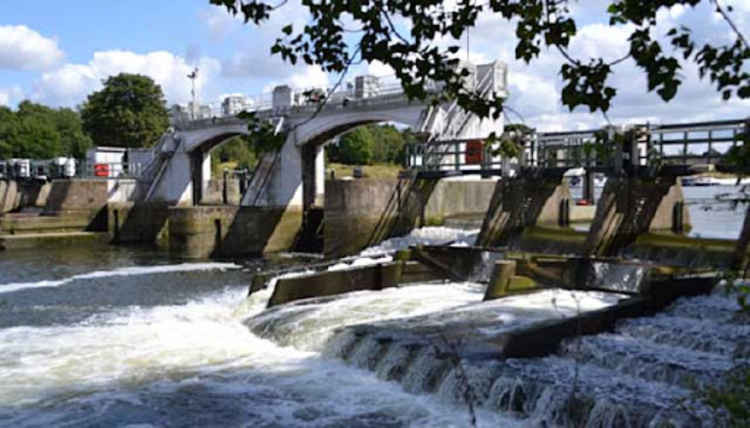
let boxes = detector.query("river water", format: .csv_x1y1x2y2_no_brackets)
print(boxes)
0,186,747,427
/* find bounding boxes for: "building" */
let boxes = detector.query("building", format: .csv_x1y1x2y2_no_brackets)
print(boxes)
168,104,191,125
221,95,251,117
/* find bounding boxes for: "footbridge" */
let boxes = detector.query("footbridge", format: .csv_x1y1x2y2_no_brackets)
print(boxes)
141,60,508,210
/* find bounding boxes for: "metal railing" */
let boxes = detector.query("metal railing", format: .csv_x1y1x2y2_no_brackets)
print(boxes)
406,139,505,172
406,117,749,175
76,161,146,179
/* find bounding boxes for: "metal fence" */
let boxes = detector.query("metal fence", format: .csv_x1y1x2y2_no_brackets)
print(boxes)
75,161,146,179
405,117,749,175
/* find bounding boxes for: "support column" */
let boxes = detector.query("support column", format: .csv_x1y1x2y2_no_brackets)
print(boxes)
583,176,690,257
583,169,596,203
733,204,750,271
476,169,570,248
301,144,321,211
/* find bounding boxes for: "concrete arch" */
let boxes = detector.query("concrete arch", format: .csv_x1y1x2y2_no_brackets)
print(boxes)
292,104,426,147
179,122,251,154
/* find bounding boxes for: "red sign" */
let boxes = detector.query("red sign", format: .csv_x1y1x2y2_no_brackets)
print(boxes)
465,140,483,165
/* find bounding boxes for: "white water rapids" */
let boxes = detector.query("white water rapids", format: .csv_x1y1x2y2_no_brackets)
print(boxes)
0,227,746,427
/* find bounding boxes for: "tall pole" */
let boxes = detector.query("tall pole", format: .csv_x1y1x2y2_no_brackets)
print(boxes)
187,67,199,120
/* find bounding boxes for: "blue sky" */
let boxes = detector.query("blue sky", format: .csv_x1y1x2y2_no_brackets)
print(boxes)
1,1,748,131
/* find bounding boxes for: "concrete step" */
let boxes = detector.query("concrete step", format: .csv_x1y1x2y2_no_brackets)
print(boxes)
0,211,100,234
0,231,109,250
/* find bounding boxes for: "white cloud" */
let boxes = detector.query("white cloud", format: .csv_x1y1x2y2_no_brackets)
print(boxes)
0,25,64,71
201,7,245,40
0,86,23,107
33,50,222,107
262,65,330,92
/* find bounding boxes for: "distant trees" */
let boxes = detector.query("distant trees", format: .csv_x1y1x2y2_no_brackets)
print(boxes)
327,124,418,165
328,127,375,165
211,136,259,176
0,101,92,160
80,73,169,148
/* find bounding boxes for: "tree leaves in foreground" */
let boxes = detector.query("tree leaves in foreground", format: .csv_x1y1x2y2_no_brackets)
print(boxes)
80,73,169,148
210,0,748,120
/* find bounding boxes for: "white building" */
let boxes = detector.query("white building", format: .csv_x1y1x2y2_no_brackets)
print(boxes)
221,95,251,117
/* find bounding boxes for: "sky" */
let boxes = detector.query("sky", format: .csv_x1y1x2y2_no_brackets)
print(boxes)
0,0,748,131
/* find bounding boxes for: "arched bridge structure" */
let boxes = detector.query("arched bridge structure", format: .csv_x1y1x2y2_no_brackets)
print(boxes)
143,60,509,210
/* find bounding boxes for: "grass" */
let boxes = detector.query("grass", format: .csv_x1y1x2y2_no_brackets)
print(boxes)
326,162,403,179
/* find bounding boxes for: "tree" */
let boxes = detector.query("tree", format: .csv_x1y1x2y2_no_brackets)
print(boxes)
52,108,92,159
0,106,17,159
0,101,90,160
211,136,259,177
210,0,748,126
328,127,375,165
370,124,407,164
80,73,169,148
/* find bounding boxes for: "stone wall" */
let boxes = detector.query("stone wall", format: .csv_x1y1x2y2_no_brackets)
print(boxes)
324,178,496,257
423,179,497,224
201,178,241,205
108,202,171,246
44,179,110,213
168,205,302,258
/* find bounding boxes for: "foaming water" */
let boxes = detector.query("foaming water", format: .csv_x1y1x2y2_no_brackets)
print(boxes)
360,226,479,256
0,262,241,295
0,284,517,427
1,226,745,427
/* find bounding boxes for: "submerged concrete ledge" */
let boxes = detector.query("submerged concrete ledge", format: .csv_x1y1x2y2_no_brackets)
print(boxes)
0,231,109,250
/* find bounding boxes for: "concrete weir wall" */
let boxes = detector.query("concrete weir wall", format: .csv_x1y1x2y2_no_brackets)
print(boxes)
202,178,241,205
324,178,497,257
0,180,52,214
168,205,301,258
584,177,691,257
1,179,144,236
108,202,171,246
476,172,571,249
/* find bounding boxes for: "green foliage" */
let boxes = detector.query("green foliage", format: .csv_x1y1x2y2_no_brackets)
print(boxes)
80,73,168,148
211,0,749,119
212,136,258,171
325,124,417,165
724,125,750,175
328,127,375,165
493,123,534,158
0,101,91,160
236,111,287,154
369,124,407,164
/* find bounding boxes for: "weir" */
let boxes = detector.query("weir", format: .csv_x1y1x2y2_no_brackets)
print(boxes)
244,226,741,427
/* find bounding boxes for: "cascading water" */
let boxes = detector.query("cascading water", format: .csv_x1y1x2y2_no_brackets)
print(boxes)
1,226,747,427
0,228,516,427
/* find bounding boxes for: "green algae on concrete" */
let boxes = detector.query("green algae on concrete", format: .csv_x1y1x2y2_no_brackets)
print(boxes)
0,231,108,250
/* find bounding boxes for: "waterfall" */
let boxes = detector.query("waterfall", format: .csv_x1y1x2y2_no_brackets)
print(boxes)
243,285,744,427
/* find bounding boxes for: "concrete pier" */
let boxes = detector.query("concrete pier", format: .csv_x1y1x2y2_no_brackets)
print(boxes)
476,170,571,248
584,176,690,257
